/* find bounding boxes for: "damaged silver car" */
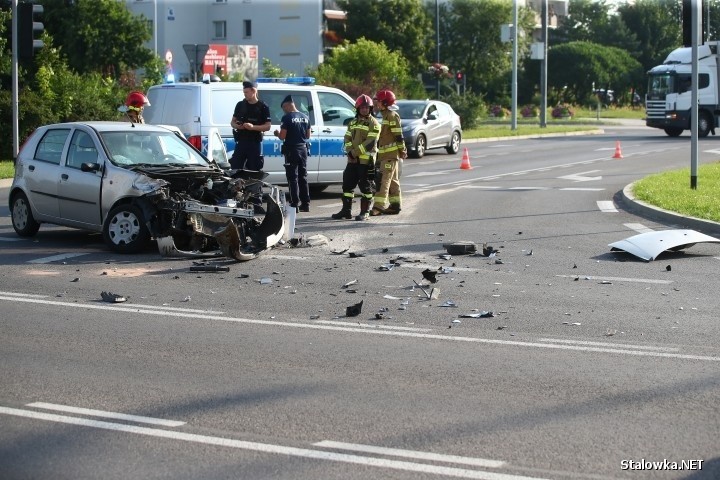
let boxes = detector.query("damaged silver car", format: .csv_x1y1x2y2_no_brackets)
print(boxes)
9,122,285,261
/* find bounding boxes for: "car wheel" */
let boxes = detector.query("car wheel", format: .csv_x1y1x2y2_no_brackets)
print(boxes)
11,191,40,237
103,204,150,254
698,112,712,138
663,127,683,137
412,134,426,159
446,131,461,154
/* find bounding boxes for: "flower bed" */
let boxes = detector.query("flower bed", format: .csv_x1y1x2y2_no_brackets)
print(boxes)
551,104,575,119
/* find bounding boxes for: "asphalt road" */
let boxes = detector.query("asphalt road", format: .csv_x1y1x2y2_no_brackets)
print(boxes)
1,123,719,480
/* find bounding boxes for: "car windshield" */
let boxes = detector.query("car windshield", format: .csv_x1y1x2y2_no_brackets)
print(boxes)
647,74,675,96
396,102,426,120
100,131,209,167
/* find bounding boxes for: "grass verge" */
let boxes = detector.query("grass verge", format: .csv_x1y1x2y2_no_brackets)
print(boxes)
0,160,14,180
632,162,720,223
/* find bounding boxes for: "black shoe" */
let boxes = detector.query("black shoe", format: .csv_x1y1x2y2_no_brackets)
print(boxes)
331,210,352,220
299,204,310,212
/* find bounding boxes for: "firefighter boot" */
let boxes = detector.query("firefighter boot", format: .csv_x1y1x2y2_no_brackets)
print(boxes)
331,197,353,220
355,198,371,221
384,203,401,215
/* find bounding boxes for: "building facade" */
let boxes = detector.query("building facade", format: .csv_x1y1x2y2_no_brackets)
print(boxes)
125,0,343,82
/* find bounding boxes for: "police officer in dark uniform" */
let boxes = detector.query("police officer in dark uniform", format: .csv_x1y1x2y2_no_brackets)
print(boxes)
230,81,271,171
274,95,312,212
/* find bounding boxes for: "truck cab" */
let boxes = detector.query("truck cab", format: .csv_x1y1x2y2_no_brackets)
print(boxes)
646,42,720,137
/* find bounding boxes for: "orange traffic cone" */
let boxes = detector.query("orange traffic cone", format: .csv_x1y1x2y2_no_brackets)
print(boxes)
460,147,472,169
612,140,623,159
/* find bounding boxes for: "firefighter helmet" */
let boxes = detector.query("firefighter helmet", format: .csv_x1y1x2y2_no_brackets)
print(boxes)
374,89,396,107
355,94,373,110
125,91,150,111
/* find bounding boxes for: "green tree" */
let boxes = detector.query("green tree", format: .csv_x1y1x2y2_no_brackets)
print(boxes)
525,41,643,105
438,0,535,103
551,0,639,54
337,0,433,73
42,0,154,79
310,38,423,98
616,0,681,76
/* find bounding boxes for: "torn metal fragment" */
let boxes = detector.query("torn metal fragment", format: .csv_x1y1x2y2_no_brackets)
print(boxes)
422,269,438,283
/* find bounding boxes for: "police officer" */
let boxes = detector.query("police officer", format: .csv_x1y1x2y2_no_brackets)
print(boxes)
372,89,407,215
274,95,311,212
230,81,271,171
332,94,380,221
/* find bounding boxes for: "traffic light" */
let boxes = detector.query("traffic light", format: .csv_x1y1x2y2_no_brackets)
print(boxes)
455,71,463,85
18,1,44,61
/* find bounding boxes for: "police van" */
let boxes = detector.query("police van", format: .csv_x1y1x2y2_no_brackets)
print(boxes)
144,77,356,189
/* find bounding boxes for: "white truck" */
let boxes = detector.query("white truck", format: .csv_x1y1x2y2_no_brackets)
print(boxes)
646,41,720,137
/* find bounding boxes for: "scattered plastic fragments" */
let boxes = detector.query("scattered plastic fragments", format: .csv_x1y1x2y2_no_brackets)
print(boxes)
259,277,273,284
482,243,499,257
497,325,508,330
342,279,358,289
666,265,672,271
562,322,581,325
182,296,191,302
451,319,461,324
439,254,452,260
71,278,79,283
189,265,230,272
348,252,366,258
237,274,250,278
346,300,363,317
378,264,395,271
422,269,438,283
100,291,126,303
441,300,457,308
383,294,402,300
443,241,477,255
331,249,349,255
459,311,495,318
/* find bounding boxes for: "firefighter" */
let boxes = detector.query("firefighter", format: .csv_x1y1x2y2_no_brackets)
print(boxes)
371,89,407,215
331,94,380,221
124,91,150,124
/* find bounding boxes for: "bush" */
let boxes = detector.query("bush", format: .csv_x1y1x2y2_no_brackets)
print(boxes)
521,104,539,117
440,91,485,129
489,104,510,119
551,103,575,118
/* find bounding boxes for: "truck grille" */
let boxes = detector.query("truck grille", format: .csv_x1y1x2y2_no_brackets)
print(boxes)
645,100,666,119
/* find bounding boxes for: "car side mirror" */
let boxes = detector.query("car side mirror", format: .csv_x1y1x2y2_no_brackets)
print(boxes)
81,162,101,173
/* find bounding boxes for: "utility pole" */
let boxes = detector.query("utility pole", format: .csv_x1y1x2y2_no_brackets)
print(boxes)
511,0,518,130
436,0,440,99
540,0,548,128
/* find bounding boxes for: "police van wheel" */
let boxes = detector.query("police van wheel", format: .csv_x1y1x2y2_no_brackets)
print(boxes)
663,127,683,137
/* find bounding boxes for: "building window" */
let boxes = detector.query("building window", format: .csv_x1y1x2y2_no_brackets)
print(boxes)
243,19,252,38
213,21,227,40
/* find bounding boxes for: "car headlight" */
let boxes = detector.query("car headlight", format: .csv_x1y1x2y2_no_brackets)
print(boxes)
133,175,169,194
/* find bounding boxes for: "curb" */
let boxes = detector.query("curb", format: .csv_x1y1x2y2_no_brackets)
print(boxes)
620,183,720,236
0,178,11,188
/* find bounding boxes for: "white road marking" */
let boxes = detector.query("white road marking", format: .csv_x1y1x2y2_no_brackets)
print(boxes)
597,200,618,212
624,223,654,234
1,293,717,362
313,440,505,468
537,339,680,352
27,402,185,427
315,320,433,332
463,185,502,189
405,170,455,177
28,253,90,264
557,170,602,182
703,149,720,155
555,275,672,285
507,187,548,191
558,188,604,191
0,406,548,480
125,304,226,315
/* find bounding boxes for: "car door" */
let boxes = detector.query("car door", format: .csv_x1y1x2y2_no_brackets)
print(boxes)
21,128,70,220
57,128,103,227
424,102,447,148
315,91,355,184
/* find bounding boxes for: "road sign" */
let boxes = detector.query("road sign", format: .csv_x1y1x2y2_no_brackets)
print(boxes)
183,44,209,81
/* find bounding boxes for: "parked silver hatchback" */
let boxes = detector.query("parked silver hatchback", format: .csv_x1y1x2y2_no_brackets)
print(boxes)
9,121,285,261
